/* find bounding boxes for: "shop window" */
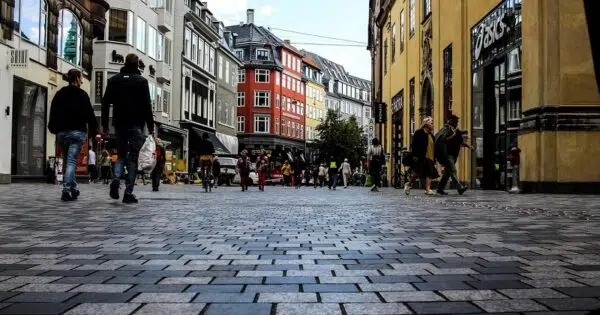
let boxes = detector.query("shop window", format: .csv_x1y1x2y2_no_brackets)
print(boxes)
507,47,521,74
57,9,82,65
108,9,128,43
255,69,270,83
254,115,270,133
254,91,270,107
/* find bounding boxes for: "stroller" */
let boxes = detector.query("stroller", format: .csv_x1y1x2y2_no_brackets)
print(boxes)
201,166,214,193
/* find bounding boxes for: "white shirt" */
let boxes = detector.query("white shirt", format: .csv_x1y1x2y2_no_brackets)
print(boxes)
88,150,96,165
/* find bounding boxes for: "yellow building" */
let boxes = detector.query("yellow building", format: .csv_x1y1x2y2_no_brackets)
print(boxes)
369,0,600,193
302,56,327,149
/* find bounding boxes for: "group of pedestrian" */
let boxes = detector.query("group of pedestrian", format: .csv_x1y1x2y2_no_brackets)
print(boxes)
48,53,157,203
403,115,471,196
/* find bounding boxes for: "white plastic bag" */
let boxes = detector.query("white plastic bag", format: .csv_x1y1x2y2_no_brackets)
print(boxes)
138,135,157,172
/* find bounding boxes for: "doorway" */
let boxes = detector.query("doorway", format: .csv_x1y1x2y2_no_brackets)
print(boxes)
11,78,48,177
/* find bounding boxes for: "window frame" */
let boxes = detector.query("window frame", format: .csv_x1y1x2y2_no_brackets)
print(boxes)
237,92,245,107
254,115,270,134
136,16,147,53
255,69,270,83
254,91,271,108
57,9,83,66
255,48,270,60
108,8,128,43
237,116,245,133
409,0,416,38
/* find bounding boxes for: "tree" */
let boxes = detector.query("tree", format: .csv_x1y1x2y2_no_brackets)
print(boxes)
313,109,366,167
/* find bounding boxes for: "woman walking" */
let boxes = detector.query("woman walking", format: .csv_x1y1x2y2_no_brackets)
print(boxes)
368,138,385,192
99,149,112,184
237,150,251,191
281,161,292,187
257,151,269,191
404,116,438,196
48,69,98,201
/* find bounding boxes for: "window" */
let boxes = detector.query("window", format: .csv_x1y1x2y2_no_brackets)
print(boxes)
218,55,223,79
191,33,198,62
238,70,245,83
400,10,405,53
282,51,287,66
443,44,453,122
14,0,48,47
276,94,280,108
409,0,415,38
235,49,244,60
237,92,245,107
237,116,245,132
197,37,204,67
162,90,170,114
507,47,521,74
108,9,128,43
149,83,157,111
164,37,172,65
276,72,280,85
296,59,301,72
392,24,396,63
184,28,191,58
136,17,146,52
209,47,215,74
58,9,82,65
424,0,432,20
254,115,270,133
156,33,164,61
254,91,270,107
287,76,291,89
148,26,157,59
256,49,269,60
225,61,230,83
383,39,388,75
203,42,209,70
255,69,270,83
409,78,415,135
275,118,280,134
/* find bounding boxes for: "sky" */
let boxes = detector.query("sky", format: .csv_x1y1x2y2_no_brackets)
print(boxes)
205,0,371,80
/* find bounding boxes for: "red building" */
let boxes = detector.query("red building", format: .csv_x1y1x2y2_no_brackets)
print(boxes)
227,10,306,158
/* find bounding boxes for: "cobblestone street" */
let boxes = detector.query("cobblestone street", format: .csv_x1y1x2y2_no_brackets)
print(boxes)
0,184,599,315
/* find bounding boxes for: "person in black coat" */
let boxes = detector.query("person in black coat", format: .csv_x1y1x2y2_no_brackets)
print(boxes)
48,69,98,202
404,116,438,196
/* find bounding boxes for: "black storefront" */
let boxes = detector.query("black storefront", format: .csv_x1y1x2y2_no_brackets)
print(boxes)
471,0,522,190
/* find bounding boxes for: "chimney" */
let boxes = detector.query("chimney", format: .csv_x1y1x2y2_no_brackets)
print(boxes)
232,33,238,48
247,9,255,24
284,39,291,45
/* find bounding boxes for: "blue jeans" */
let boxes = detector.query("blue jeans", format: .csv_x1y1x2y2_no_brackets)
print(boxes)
329,174,338,189
57,130,86,193
113,127,144,194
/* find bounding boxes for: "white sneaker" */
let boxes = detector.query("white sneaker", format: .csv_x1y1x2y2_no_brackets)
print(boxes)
403,183,411,196
425,190,436,196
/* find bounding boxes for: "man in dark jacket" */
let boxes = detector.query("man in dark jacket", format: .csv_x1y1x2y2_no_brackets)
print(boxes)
101,53,154,204
48,69,98,201
435,115,468,195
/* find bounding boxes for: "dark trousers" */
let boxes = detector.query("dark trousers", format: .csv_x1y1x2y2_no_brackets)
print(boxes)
371,172,381,188
112,128,144,195
151,167,163,190
101,166,111,184
438,156,461,191
88,165,97,182
283,175,291,186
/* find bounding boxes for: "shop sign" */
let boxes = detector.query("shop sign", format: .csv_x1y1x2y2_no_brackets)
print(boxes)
374,102,387,124
94,71,103,104
474,12,510,61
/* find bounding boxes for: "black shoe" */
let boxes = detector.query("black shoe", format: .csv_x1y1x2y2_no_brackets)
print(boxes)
436,189,449,195
458,186,468,195
122,193,138,204
71,190,80,200
152,188,159,192
110,181,120,200
61,191,73,201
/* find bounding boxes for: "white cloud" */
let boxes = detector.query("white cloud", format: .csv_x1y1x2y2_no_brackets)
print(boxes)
259,5,274,17
204,0,248,25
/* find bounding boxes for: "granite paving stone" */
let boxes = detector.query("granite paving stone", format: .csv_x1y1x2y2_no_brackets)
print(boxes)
0,185,599,314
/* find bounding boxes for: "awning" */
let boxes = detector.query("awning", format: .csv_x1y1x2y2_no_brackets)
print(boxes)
190,127,230,155
216,132,239,155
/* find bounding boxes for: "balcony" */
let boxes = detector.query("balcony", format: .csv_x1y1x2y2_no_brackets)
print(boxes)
156,8,173,33
156,61,172,84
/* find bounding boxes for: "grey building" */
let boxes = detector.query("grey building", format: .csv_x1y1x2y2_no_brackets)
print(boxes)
215,23,243,155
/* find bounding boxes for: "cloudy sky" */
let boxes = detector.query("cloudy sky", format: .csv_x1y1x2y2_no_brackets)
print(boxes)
205,0,371,80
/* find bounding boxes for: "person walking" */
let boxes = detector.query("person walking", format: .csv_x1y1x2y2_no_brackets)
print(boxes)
328,156,339,190
48,69,98,201
212,157,221,188
151,138,166,192
101,53,154,204
256,153,269,191
99,149,112,184
404,116,438,196
88,148,97,183
292,150,303,189
318,163,327,188
368,138,385,192
281,160,292,187
340,158,352,188
435,115,468,195
237,150,251,191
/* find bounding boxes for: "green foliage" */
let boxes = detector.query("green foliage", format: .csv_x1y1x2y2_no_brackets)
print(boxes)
313,109,366,167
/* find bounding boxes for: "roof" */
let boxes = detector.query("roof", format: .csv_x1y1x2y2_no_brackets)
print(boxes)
302,56,321,70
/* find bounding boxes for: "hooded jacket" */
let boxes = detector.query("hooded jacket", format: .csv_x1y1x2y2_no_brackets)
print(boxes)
101,67,154,133
48,85,97,135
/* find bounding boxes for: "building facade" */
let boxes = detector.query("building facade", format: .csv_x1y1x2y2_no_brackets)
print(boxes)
369,0,600,193
92,0,183,167
215,25,243,155
302,55,325,161
227,10,306,156
0,0,108,183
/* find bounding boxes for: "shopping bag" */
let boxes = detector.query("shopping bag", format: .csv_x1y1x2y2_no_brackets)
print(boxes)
138,135,157,172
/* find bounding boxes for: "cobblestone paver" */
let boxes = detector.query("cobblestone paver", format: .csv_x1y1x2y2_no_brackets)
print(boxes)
0,184,599,314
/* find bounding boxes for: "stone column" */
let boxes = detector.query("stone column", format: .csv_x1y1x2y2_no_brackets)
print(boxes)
519,0,600,193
